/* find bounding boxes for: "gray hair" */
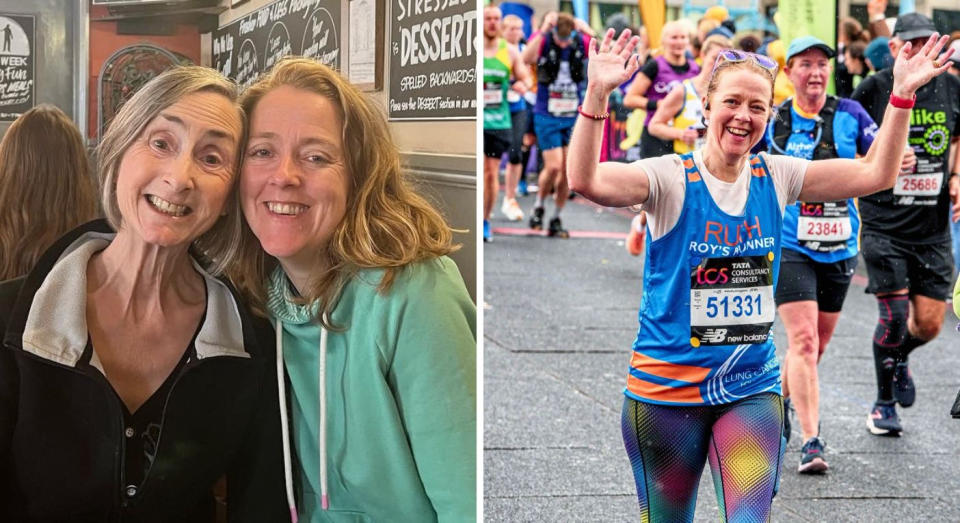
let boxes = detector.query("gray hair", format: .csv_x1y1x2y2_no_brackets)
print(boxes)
95,66,243,274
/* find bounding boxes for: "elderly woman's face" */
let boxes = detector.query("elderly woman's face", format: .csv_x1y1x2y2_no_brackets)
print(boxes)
114,91,241,247
241,85,349,268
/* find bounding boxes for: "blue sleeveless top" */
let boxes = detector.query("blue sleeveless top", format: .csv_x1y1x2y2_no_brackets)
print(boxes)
766,100,875,262
625,153,783,406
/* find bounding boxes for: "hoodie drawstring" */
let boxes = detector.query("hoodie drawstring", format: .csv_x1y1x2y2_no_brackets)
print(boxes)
276,317,330,522
318,320,329,510
276,320,299,523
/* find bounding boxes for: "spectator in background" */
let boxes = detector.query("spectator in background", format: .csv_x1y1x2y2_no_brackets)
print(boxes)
624,20,699,159
838,40,869,97
499,13,533,224
864,36,893,73
0,104,98,280
866,0,892,39
522,11,594,238
766,39,795,105
837,17,870,97
738,34,761,53
694,18,721,62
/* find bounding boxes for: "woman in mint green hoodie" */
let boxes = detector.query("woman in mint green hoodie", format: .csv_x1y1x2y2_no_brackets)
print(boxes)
230,58,477,522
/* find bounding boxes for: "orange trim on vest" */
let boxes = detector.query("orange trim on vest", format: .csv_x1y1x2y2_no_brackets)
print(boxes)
688,170,702,182
627,374,705,403
682,157,695,170
750,157,766,178
629,350,712,383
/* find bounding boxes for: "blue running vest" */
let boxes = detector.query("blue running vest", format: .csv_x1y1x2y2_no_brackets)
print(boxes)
625,153,783,406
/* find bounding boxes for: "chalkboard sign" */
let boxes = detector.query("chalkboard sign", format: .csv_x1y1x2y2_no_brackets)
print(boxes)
388,0,476,120
0,14,33,122
212,0,341,89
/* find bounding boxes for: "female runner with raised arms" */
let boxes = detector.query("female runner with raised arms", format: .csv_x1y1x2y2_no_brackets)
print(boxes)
568,28,952,521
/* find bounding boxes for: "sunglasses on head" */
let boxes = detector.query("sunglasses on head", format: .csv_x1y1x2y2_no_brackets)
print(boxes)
712,50,779,76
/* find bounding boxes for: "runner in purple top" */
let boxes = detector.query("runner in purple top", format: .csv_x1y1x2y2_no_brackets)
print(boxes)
624,21,699,159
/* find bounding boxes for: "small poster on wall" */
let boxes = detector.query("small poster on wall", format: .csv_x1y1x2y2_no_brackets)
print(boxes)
0,14,33,122
212,0,341,89
388,0,476,120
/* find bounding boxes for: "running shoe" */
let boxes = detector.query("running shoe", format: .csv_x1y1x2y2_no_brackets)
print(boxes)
529,206,545,230
626,213,646,256
866,401,902,436
517,178,528,197
783,397,793,446
798,436,828,474
893,362,916,407
501,197,524,221
547,217,570,238
483,219,492,242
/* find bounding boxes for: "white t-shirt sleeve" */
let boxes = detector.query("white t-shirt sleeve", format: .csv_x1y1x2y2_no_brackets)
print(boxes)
761,152,808,210
632,154,685,240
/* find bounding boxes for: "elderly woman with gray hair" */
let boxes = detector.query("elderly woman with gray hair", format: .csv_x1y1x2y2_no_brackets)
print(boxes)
0,66,286,521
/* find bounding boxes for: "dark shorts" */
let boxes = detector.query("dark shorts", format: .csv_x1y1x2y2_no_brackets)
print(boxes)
860,232,954,300
508,109,527,164
775,248,857,312
483,129,512,158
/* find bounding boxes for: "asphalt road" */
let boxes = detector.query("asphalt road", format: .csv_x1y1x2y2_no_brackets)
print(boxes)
483,189,960,522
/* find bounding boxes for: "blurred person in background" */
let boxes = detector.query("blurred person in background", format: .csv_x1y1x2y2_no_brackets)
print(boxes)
0,105,98,280
837,17,871,97
766,39,795,105
864,36,894,73
483,5,531,241
624,20,699,159
522,11,594,238
500,13,533,223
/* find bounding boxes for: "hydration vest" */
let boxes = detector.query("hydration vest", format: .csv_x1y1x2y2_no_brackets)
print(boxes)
770,95,840,160
536,31,585,86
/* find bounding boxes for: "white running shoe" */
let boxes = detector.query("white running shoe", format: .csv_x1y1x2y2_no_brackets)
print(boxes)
501,197,524,221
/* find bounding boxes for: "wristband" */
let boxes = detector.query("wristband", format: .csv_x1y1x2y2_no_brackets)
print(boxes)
646,99,658,111
889,93,916,109
577,105,609,120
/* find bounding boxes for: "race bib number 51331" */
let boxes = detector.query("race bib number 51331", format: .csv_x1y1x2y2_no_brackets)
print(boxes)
689,255,775,347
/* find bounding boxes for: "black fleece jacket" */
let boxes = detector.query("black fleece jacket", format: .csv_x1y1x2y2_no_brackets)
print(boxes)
0,220,287,522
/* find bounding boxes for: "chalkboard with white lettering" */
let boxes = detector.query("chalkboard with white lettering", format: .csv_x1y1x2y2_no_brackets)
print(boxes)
212,0,341,90
0,14,33,122
388,0,476,120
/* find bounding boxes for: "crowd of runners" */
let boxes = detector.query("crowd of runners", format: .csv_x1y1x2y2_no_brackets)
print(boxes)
484,2,960,520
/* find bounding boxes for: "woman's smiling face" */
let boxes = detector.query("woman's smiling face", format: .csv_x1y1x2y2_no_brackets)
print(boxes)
114,91,241,247
240,85,350,270
703,68,772,158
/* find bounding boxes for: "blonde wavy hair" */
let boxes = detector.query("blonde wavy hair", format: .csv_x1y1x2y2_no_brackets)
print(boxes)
96,66,244,275
0,105,98,280
231,57,458,327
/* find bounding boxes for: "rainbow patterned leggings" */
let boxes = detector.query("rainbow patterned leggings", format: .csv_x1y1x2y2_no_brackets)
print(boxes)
621,393,784,522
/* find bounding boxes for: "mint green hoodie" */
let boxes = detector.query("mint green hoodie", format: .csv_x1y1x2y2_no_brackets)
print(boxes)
266,256,476,522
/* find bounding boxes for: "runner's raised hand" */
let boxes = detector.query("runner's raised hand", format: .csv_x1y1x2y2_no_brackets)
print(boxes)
586,28,642,95
891,33,954,97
